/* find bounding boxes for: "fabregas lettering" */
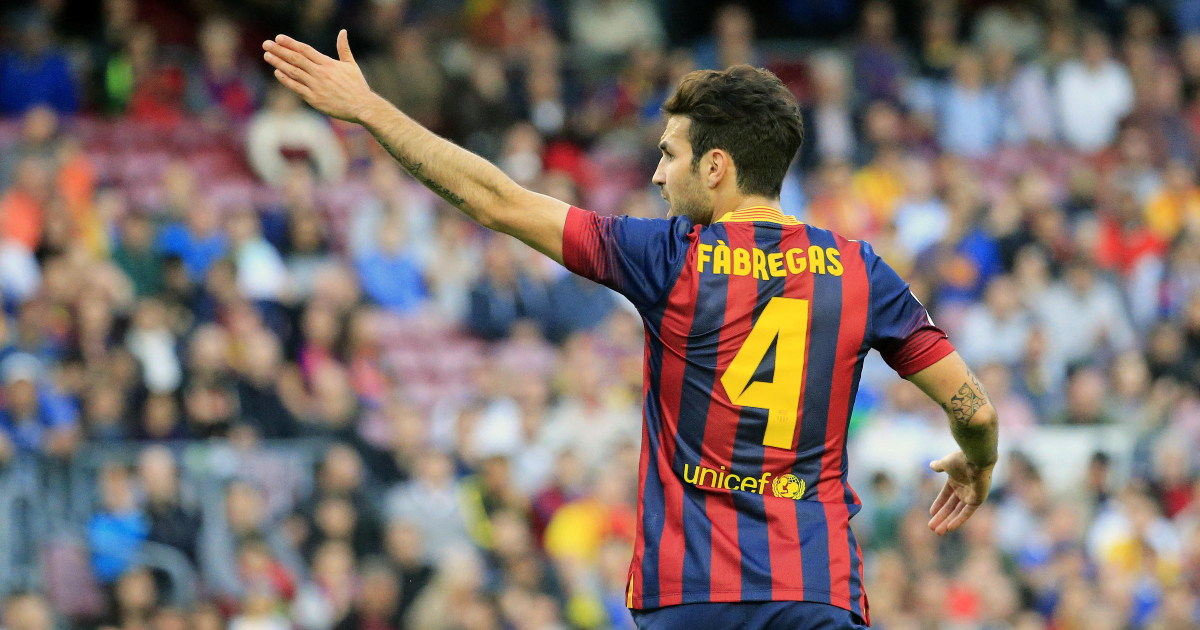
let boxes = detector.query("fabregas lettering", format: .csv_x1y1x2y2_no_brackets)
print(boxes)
698,243,842,277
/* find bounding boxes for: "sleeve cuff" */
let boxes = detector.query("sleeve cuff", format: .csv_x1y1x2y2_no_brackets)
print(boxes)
561,205,589,275
883,329,956,378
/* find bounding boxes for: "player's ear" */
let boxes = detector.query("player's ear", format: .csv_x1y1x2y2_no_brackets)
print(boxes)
706,149,728,189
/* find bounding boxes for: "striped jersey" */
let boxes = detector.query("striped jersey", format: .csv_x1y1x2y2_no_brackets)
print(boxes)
561,205,955,625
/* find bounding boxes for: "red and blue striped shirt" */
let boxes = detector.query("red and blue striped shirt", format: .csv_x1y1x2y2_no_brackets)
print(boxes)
562,206,955,625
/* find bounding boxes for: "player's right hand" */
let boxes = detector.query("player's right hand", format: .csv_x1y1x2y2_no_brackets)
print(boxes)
263,29,380,124
927,450,993,536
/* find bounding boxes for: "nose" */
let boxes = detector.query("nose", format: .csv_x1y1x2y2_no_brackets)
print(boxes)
652,159,666,187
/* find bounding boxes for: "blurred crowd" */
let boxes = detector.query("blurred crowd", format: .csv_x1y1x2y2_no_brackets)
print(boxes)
4,0,1200,630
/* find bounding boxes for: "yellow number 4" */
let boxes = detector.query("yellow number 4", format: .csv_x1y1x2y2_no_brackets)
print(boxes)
720,297,809,450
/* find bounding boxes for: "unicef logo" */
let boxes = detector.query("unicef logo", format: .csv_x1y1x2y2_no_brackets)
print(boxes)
771,474,805,499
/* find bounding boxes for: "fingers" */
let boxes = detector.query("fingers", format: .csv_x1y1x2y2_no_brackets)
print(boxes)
943,502,978,533
273,34,329,65
266,54,311,86
928,491,959,533
263,51,311,83
336,29,355,64
271,69,313,100
929,481,953,516
940,499,969,532
929,459,945,474
263,43,317,74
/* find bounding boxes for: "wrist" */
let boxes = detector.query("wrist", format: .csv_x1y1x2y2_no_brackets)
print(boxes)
351,92,390,126
965,453,997,469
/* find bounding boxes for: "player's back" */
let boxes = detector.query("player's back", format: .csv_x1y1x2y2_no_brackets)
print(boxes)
562,205,953,627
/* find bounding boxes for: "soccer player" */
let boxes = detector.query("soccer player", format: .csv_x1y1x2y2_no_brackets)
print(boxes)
263,31,998,630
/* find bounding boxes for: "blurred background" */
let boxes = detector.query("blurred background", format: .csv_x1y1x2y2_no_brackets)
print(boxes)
0,0,1197,629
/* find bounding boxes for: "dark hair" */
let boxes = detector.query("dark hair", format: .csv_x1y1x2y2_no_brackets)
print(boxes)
662,65,803,198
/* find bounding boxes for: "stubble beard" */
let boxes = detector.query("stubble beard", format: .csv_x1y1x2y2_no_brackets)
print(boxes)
667,176,713,224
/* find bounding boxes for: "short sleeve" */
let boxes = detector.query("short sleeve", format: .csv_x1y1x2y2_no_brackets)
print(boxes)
561,206,694,310
862,243,955,377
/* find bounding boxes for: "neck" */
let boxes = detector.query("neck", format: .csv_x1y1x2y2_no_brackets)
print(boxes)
710,197,782,223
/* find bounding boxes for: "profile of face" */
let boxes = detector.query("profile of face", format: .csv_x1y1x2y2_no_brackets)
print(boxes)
652,116,717,224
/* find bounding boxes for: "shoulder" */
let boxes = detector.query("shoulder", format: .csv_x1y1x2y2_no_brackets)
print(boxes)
809,223,871,260
610,213,695,237
570,208,696,245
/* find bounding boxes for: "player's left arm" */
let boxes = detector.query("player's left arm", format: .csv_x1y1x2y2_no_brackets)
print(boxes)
861,242,997,536
263,30,569,263
906,352,998,536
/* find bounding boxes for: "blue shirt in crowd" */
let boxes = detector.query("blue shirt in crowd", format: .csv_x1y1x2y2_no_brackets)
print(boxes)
355,251,427,313
0,50,78,115
158,224,229,281
0,388,78,452
940,86,1003,158
88,509,150,583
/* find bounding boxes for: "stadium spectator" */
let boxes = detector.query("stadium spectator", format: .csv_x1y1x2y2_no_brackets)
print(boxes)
386,449,473,560
234,329,299,439
114,25,187,123
466,237,552,340
0,157,52,252
853,1,905,105
0,352,78,459
939,49,1003,157
987,42,1058,146
1037,257,1137,371
230,580,291,630
892,156,948,257
1,593,52,630
138,446,201,562
362,28,445,132
246,87,346,186
333,559,402,630
292,540,357,630
442,51,519,161
187,17,263,121
112,211,164,298
227,207,288,302
972,0,1043,62
1056,27,1135,152
0,106,60,192
0,11,77,115
382,519,435,617
1056,365,1118,425
88,463,148,583
568,0,664,63
693,4,762,71
914,5,960,82
800,53,855,170
157,197,228,282
102,567,158,629
957,275,1035,368
354,214,427,314
201,480,305,602
292,444,384,561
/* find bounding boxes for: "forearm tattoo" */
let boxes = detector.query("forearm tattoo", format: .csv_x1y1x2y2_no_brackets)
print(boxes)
397,157,467,207
370,132,468,207
944,373,989,425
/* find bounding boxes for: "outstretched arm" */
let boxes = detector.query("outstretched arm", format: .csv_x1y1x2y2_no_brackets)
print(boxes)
263,30,569,262
906,351,998,536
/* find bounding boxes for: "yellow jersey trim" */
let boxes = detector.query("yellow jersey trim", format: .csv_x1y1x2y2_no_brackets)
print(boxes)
712,206,803,226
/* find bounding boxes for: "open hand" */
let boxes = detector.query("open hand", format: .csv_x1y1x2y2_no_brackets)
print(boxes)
262,30,379,123
928,450,993,535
